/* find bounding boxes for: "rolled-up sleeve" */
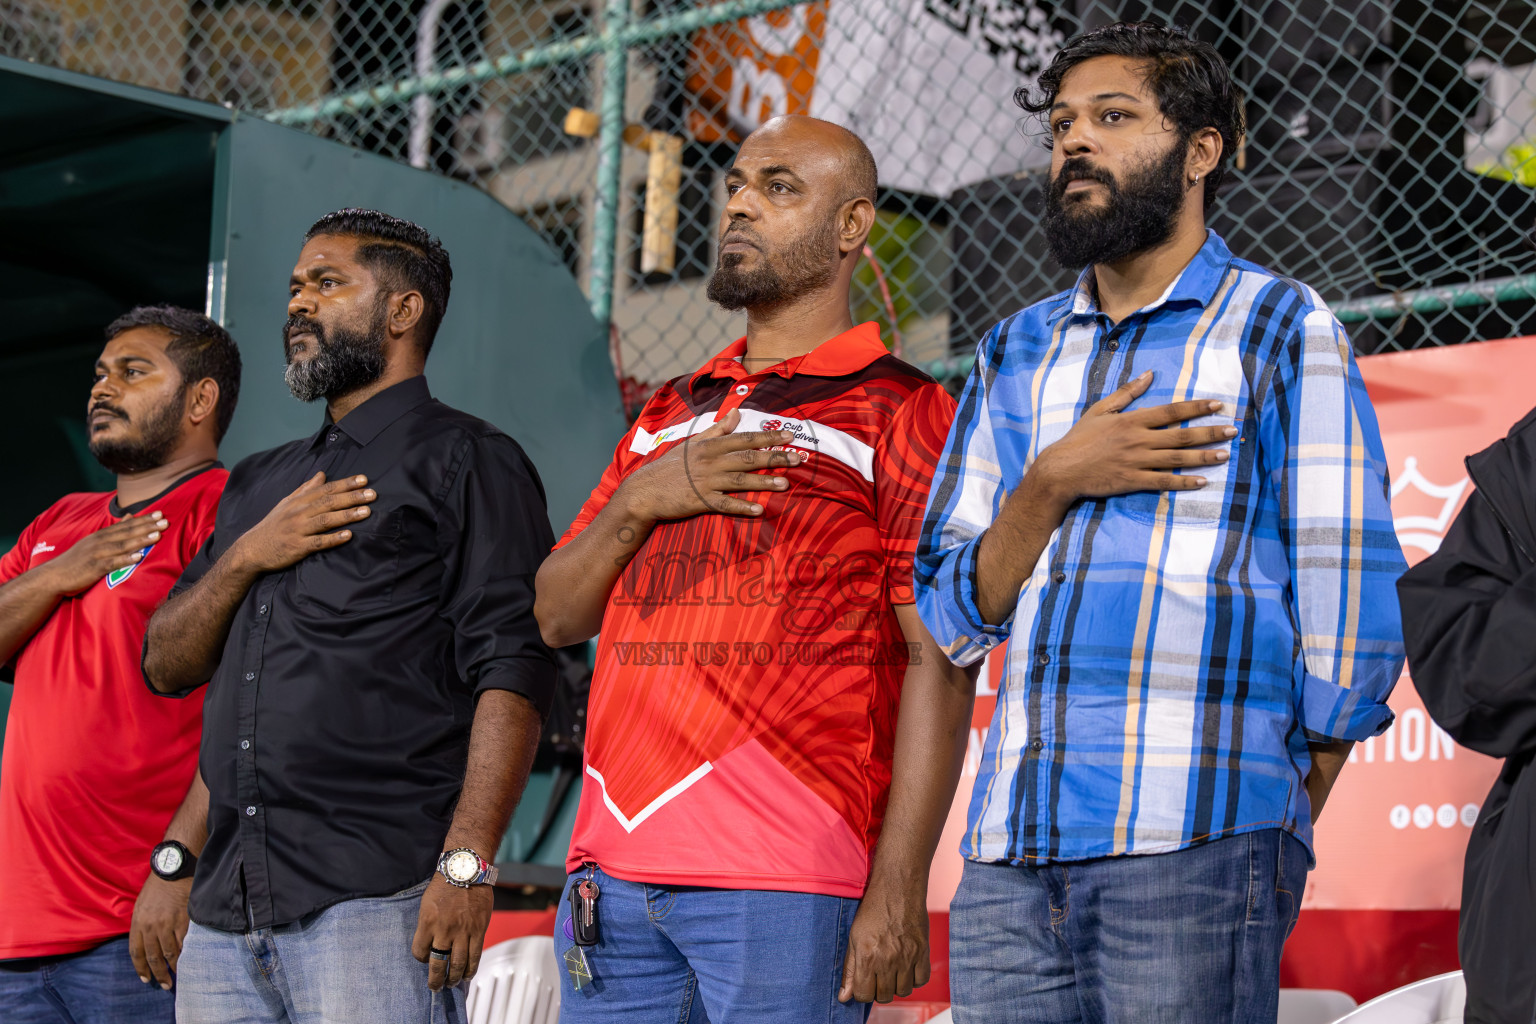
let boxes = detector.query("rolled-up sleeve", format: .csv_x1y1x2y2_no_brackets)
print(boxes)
1261,302,1406,742
915,328,1014,667
438,432,559,717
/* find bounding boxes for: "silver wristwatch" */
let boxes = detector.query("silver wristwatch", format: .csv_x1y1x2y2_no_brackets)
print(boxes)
436,848,499,888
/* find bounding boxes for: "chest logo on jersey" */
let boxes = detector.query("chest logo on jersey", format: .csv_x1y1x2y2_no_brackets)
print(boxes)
630,413,719,456
105,544,154,589
30,541,56,559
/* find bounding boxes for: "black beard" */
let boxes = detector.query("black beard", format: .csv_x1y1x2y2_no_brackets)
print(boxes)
706,219,840,311
1042,142,1189,271
283,308,386,403
87,390,186,474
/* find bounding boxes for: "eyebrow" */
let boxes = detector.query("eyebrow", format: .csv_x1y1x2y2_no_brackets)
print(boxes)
725,164,806,184
96,355,156,370
1051,91,1145,111
290,264,345,287
759,164,804,183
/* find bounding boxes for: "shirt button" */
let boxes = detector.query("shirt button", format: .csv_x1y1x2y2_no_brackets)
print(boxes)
328,432,339,443
734,384,750,396
1036,652,1050,666
245,806,257,816
259,605,268,615
1052,571,1066,584
1108,340,1119,352
240,740,251,750
244,672,255,680
1031,739,1045,752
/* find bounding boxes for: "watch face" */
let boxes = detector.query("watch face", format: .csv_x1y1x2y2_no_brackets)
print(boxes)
154,845,183,876
445,850,479,882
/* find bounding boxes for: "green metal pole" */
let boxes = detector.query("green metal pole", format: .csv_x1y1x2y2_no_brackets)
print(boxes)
924,273,1536,381
1333,272,1536,323
587,0,630,326
265,0,801,127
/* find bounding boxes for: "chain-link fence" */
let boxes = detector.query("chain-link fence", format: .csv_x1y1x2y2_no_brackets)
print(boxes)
9,0,1536,410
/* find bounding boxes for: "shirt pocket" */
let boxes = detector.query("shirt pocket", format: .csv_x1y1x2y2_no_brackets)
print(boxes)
293,506,403,614
1114,395,1240,528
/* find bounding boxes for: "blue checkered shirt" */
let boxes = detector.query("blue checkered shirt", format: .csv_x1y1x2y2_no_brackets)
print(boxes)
915,231,1406,865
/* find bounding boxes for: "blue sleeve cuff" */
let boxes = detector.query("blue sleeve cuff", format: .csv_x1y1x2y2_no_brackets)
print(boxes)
1299,671,1397,742
917,533,1014,668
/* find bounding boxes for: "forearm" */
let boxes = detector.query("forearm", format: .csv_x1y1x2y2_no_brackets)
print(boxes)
163,769,209,855
535,493,653,648
0,567,66,666
974,468,1070,625
1305,741,1353,823
442,689,543,859
143,549,259,693
868,607,979,890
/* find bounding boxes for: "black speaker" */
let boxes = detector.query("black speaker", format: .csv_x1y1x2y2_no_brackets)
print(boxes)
946,172,1071,352
1238,0,1393,171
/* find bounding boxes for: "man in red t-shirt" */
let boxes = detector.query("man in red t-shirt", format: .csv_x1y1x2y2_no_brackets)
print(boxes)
0,306,241,1022
536,116,975,1022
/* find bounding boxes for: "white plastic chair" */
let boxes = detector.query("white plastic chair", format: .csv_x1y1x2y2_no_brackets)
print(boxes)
1278,988,1358,1024
465,936,560,1024
1332,971,1465,1024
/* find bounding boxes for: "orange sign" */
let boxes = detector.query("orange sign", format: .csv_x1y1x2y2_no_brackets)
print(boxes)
683,2,826,144
928,337,1536,913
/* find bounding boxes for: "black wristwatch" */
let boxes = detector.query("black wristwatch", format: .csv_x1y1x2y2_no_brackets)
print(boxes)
150,840,197,881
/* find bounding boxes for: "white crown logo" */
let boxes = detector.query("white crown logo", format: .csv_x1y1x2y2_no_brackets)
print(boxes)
1391,456,1470,557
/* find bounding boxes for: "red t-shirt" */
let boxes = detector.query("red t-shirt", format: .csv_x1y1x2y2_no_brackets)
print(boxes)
0,468,225,958
558,324,955,897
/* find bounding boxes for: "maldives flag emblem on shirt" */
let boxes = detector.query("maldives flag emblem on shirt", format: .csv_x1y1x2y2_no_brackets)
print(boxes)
106,545,153,589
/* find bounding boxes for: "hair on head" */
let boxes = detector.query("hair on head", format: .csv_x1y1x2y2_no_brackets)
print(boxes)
105,305,243,441
305,209,454,353
1016,20,1245,209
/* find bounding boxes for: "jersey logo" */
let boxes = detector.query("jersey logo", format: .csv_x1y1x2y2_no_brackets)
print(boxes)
106,545,154,589
30,541,55,558
630,413,718,455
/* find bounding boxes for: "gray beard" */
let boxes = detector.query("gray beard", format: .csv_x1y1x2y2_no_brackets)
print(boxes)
284,330,385,403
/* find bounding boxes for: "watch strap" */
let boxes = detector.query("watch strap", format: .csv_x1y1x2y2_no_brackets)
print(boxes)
437,848,498,887
150,840,197,881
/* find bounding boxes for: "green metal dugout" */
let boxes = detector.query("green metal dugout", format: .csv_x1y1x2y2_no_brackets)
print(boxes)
0,57,621,879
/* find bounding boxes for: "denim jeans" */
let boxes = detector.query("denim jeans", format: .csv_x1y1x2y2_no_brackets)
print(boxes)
555,866,870,1024
950,828,1307,1024
0,936,175,1024
175,879,467,1024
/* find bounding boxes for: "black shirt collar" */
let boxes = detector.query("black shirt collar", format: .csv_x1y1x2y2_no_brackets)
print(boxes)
311,375,433,450
109,461,224,517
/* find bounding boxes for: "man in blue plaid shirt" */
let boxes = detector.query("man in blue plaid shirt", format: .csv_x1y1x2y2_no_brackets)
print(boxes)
916,23,1407,1023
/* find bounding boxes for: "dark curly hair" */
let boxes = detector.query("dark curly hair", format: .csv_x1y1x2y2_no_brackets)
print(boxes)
105,305,242,441
306,209,454,354
1016,21,1245,209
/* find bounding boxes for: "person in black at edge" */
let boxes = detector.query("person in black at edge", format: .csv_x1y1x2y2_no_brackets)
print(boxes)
1398,221,1536,1023
143,209,556,1023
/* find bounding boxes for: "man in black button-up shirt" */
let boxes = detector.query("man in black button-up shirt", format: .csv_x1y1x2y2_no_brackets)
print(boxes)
143,210,555,1022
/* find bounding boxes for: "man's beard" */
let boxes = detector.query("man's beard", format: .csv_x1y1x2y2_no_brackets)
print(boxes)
706,219,840,311
87,391,185,474
1042,141,1189,271
283,303,387,403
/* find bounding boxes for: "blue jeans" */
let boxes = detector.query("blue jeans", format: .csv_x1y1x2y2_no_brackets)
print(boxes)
950,829,1307,1024
555,866,869,1024
0,936,175,1024
175,879,466,1024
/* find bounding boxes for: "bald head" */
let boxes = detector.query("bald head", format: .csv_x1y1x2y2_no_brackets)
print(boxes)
709,115,879,314
743,115,878,204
